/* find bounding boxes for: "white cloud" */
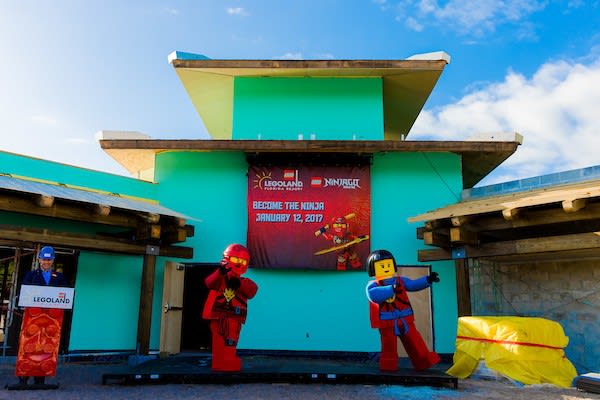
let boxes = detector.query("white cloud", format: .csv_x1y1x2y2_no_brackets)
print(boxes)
313,53,336,60
275,52,303,60
404,16,424,31
388,0,547,37
226,7,249,16
410,55,600,185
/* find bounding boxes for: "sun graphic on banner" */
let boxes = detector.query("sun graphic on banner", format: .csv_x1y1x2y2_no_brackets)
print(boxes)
253,171,272,189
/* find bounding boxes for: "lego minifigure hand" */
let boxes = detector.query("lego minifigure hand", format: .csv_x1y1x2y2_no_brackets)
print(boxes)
228,277,241,290
218,261,230,275
427,271,440,284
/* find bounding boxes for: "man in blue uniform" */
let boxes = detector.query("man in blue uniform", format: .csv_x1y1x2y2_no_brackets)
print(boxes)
23,246,67,287
17,245,67,386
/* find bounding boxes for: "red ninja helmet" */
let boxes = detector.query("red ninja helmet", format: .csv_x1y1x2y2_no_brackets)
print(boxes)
331,216,348,235
223,243,250,275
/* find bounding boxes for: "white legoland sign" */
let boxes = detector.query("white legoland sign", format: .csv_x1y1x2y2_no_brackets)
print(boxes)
18,285,74,309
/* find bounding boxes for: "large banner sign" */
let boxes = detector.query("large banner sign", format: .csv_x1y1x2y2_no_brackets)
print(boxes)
248,165,371,270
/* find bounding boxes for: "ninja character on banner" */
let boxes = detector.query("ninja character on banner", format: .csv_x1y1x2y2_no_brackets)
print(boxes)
366,249,441,371
203,244,258,372
314,213,369,270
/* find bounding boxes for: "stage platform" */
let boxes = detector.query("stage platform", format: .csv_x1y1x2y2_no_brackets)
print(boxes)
101,352,458,388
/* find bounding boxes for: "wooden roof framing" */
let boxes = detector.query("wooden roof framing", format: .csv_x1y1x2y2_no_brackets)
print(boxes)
409,179,600,263
0,175,194,258
100,139,521,188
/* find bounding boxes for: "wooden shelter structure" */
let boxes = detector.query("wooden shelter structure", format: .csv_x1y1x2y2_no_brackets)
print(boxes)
0,174,194,354
409,178,600,316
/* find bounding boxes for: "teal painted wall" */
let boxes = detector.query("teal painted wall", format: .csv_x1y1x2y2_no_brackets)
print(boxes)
68,252,167,351
153,150,462,353
154,151,249,262
232,77,383,140
154,151,373,350
69,252,142,350
371,152,462,352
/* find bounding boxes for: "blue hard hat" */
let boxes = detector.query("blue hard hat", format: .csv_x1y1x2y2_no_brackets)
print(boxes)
38,246,55,260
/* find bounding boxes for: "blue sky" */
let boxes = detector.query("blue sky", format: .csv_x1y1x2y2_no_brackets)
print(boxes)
1,1,600,186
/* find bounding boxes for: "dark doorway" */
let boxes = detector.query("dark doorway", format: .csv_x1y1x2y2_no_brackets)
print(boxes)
180,263,218,352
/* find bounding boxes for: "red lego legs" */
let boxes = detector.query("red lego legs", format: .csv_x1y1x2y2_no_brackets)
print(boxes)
379,328,399,371
399,326,441,371
378,320,440,371
209,320,242,372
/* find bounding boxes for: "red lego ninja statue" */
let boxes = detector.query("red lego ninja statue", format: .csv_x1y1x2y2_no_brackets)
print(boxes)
315,213,368,270
203,244,258,371
366,249,440,371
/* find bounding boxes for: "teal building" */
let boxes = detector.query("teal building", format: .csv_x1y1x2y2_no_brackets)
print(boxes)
0,51,521,357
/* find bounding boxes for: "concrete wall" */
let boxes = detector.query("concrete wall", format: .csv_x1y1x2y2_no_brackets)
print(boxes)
470,258,600,373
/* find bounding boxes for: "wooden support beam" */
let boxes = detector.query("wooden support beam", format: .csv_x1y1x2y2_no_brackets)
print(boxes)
467,201,600,231
424,231,450,247
136,251,156,355
450,227,478,245
184,224,194,237
562,198,587,213
502,207,520,220
36,195,54,208
451,216,471,226
418,248,453,262
151,224,161,239
455,259,471,317
0,192,140,228
144,213,160,224
95,204,111,216
163,228,187,243
0,224,193,258
419,231,600,261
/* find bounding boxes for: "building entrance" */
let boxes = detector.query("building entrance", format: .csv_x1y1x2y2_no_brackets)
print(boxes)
180,264,217,352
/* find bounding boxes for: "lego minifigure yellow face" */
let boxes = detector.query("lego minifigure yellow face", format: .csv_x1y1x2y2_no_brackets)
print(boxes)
373,258,396,280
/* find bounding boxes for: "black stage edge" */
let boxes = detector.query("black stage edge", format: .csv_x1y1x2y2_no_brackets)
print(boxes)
6,383,60,391
102,351,457,388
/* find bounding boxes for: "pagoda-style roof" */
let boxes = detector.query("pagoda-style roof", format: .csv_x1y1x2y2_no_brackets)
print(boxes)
168,51,451,141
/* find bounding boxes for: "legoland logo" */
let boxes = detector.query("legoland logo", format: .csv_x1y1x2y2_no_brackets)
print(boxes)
253,169,303,191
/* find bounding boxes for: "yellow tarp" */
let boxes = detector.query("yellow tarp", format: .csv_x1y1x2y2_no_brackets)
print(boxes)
447,316,577,387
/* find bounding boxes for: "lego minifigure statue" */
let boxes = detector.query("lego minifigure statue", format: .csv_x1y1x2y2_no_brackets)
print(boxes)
366,249,441,371
203,244,258,371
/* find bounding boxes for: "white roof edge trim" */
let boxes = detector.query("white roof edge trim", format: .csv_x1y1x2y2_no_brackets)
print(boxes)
406,51,451,64
167,51,178,64
466,132,524,144
96,130,152,141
